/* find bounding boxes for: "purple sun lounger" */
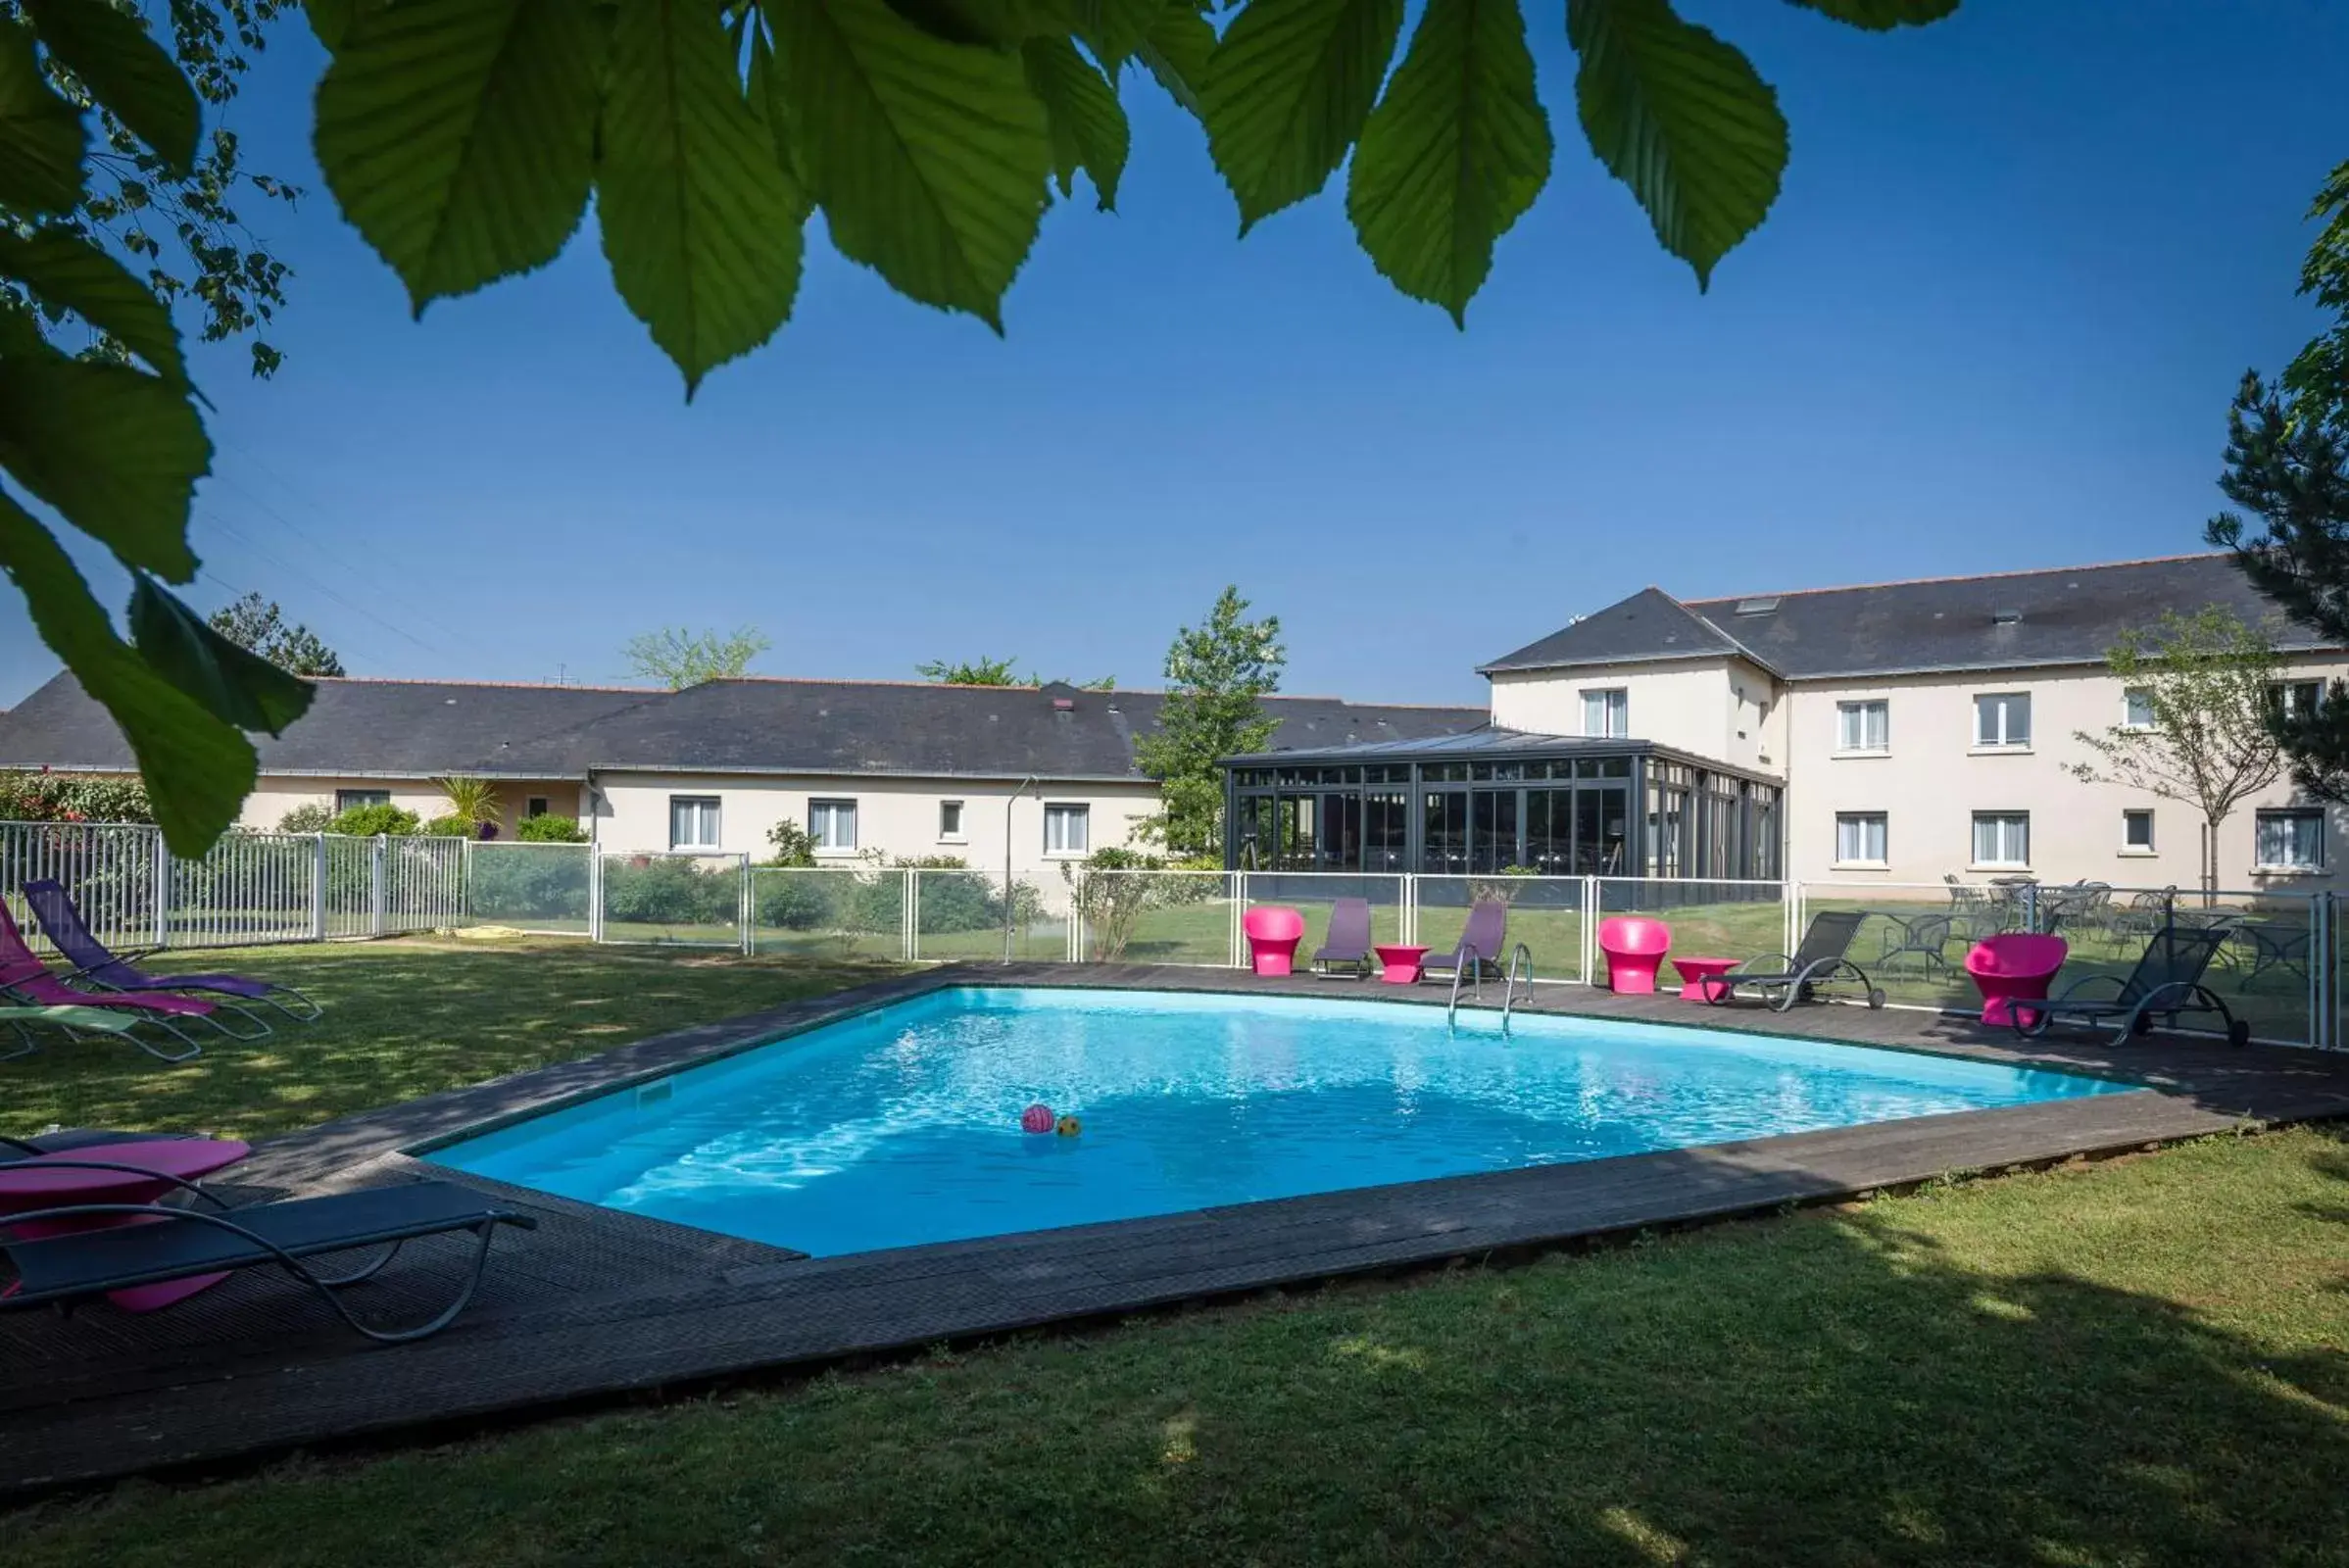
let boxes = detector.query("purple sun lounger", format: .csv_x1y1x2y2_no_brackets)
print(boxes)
24,879,319,1027
0,900,257,1061
1421,898,1510,987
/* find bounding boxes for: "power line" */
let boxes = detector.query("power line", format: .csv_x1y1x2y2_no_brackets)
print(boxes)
196,509,442,657
198,459,477,650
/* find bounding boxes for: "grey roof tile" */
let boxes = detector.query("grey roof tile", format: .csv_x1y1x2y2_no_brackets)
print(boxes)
0,673,1486,782
1486,555,2334,680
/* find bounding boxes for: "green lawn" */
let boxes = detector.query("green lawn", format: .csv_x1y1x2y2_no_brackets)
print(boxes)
6,1127,2344,1565
0,938,904,1142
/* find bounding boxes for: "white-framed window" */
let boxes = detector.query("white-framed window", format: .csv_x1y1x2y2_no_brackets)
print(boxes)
1834,811,1887,866
334,788,390,811
1835,700,1888,754
2255,808,2325,870
939,800,965,841
1974,693,2031,749
809,799,857,852
1581,688,1629,739
1972,811,2030,868
1044,803,1090,856
668,795,720,850
525,796,550,818
2122,688,2155,730
2123,808,2155,853
2272,679,2324,717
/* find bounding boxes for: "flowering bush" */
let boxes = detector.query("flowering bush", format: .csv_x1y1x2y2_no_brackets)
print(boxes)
0,770,153,824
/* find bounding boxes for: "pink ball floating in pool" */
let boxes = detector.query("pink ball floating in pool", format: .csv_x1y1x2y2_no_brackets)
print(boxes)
1020,1102,1054,1135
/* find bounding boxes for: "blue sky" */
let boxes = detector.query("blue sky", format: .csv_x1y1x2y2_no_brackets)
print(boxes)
5,0,2345,709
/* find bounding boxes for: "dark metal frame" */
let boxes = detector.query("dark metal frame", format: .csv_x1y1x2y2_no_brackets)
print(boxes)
1221,734,1783,881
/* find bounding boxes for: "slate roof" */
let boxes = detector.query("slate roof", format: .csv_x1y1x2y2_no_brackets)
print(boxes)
1479,586,1753,675
0,674,1487,782
1480,555,2335,680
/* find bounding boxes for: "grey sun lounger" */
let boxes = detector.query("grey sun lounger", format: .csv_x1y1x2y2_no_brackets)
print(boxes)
1312,898,1374,977
2013,923,2249,1048
1422,899,1509,986
0,1178,537,1343
1703,909,1885,1011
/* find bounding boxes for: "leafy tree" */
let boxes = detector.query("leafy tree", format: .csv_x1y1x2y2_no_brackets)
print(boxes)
2210,161,2349,797
623,624,770,688
916,656,1116,689
1134,585,1285,856
0,0,1962,853
207,591,346,675
2067,608,2285,897
917,655,1023,685
765,815,817,867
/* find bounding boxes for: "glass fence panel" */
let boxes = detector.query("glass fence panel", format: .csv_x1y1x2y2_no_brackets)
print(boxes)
466,842,594,933
1238,871,1406,973
748,867,905,959
1798,881,2320,1045
1076,871,1237,964
1412,874,1585,985
1590,878,1783,989
600,853,744,947
910,867,1066,962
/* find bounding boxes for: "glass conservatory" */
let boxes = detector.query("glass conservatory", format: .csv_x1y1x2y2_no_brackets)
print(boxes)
1220,730,1783,880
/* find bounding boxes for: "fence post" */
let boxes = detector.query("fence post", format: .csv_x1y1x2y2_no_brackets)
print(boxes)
369,834,387,938
150,826,171,950
1231,871,1248,968
1401,873,1416,948
311,834,327,941
740,854,755,956
588,852,605,944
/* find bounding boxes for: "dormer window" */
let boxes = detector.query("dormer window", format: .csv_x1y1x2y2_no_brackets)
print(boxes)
1732,597,1779,616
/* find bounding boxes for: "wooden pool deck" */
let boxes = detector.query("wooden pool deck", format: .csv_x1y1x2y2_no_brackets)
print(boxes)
6,963,2348,1498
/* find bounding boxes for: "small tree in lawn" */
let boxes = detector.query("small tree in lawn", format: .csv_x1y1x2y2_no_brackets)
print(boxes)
623,626,770,689
2068,608,2285,897
1134,587,1286,858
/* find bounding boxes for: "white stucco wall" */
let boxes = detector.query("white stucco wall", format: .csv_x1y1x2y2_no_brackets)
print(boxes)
1490,657,1784,772
1782,661,2349,893
587,772,1164,898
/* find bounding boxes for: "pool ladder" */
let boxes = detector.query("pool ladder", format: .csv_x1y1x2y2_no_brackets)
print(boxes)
1447,943,1537,1035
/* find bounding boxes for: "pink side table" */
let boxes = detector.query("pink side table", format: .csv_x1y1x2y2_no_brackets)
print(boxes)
1671,956,1738,1003
1373,944,1431,985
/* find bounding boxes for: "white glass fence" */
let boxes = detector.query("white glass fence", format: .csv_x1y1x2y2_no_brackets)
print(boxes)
464,841,595,935
0,821,469,954
1795,880,2327,1050
0,819,2339,1050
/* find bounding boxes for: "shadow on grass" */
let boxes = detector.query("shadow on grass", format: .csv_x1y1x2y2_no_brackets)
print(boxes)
0,939,906,1142
9,1128,2348,1566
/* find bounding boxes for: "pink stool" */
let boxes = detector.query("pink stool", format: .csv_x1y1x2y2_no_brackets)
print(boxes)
1244,906,1304,976
1964,933,2069,1027
1597,916,1673,995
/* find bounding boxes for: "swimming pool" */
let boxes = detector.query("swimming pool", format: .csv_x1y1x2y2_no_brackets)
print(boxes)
422,987,2128,1256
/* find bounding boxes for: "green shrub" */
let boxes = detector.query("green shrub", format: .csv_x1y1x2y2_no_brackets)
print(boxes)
276,803,334,833
419,813,477,839
764,817,816,867
516,813,588,843
327,803,421,838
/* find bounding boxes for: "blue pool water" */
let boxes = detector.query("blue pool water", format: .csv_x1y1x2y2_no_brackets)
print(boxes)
422,988,2127,1256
